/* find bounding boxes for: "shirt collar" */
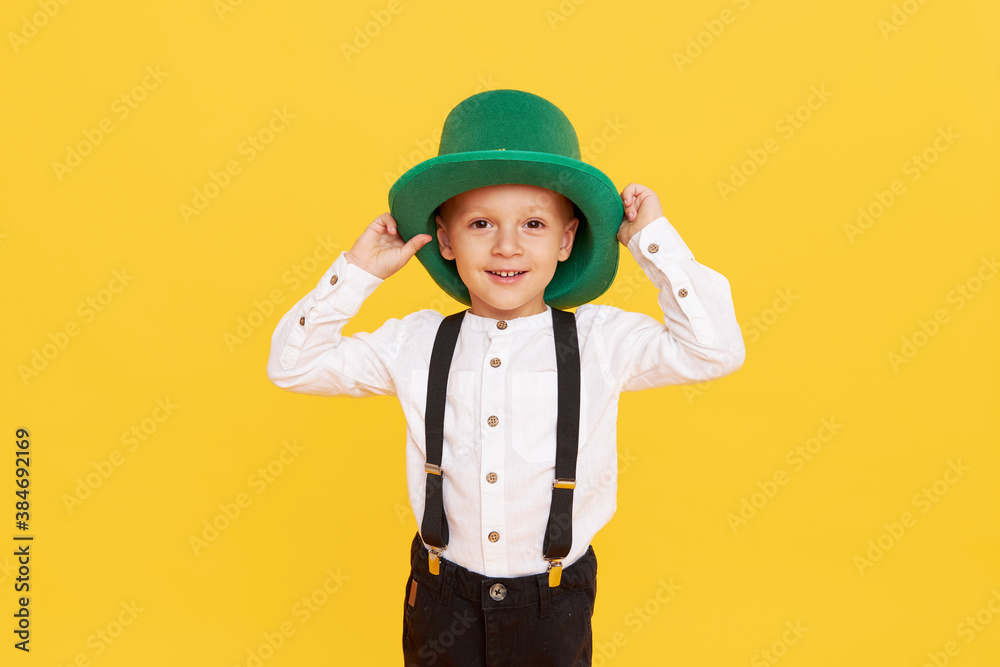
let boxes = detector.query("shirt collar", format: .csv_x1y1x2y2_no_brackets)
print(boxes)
462,305,553,334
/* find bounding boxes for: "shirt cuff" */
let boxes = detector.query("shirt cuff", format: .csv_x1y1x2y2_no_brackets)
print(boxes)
305,252,384,321
626,216,716,347
626,216,695,261
276,252,383,370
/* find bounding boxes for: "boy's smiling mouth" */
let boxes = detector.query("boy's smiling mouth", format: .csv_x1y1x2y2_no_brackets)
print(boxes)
485,269,529,284
486,270,527,277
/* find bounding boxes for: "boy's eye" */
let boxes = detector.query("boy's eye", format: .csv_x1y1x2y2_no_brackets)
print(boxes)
525,219,544,229
471,219,491,229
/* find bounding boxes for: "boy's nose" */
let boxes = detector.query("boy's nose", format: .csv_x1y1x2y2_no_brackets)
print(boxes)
493,227,522,256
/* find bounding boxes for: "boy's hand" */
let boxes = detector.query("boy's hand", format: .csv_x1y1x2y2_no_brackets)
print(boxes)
345,212,433,280
617,183,664,246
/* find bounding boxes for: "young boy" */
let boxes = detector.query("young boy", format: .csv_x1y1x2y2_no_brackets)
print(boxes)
266,89,745,666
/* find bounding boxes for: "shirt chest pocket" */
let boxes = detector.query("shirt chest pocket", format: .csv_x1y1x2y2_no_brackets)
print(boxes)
511,371,559,463
410,369,477,464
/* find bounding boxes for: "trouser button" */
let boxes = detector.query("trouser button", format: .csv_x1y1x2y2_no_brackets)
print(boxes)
489,583,506,601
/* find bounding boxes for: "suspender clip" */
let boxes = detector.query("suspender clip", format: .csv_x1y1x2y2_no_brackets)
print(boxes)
545,558,563,587
552,478,575,489
427,547,445,575
424,463,444,476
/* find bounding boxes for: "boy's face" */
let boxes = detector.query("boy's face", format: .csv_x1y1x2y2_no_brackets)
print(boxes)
435,183,579,320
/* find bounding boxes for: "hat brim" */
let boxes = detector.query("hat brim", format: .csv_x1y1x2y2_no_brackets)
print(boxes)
388,150,623,310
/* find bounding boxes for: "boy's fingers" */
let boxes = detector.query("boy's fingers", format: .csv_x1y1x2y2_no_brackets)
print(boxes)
622,182,644,198
620,183,635,203
616,182,662,233
402,233,432,257
372,212,397,235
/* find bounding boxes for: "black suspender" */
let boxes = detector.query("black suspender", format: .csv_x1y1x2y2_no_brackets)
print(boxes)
420,310,466,574
420,308,581,587
542,307,581,586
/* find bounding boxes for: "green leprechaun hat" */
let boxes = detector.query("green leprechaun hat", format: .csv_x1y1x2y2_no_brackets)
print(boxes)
388,89,623,309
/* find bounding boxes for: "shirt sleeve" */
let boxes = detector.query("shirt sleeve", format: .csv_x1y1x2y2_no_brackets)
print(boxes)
586,216,746,392
265,251,413,398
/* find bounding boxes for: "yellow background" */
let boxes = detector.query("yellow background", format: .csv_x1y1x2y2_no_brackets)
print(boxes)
2,0,999,665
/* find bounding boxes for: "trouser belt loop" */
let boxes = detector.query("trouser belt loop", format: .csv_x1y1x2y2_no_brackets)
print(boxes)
437,559,453,605
536,573,552,618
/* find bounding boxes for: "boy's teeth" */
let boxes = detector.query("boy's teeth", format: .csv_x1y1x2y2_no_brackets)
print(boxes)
491,271,523,277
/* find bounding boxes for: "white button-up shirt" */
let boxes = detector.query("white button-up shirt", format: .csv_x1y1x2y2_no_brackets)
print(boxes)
266,216,745,577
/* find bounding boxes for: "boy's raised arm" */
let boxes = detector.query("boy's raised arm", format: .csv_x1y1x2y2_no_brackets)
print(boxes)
594,183,746,391
265,214,431,397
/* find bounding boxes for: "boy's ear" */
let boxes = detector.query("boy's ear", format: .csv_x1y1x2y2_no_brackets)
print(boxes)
558,216,579,262
435,213,455,260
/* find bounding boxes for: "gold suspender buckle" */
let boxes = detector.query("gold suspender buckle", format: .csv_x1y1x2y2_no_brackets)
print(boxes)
546,477,574,586
427,547,445,575
423,464,444,574
545,558,563,587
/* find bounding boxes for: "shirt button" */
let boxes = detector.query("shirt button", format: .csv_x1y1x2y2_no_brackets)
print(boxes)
678,288,688,298
488,531,500,543
496,320,508,330
487,415,499,427
648,243,659,253
298,317,305,326
330,274,339,285
486,472,498,484
490,358,501,368
489,583,506,601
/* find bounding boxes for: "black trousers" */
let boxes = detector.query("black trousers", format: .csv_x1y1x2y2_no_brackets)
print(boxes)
402,533,598,667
